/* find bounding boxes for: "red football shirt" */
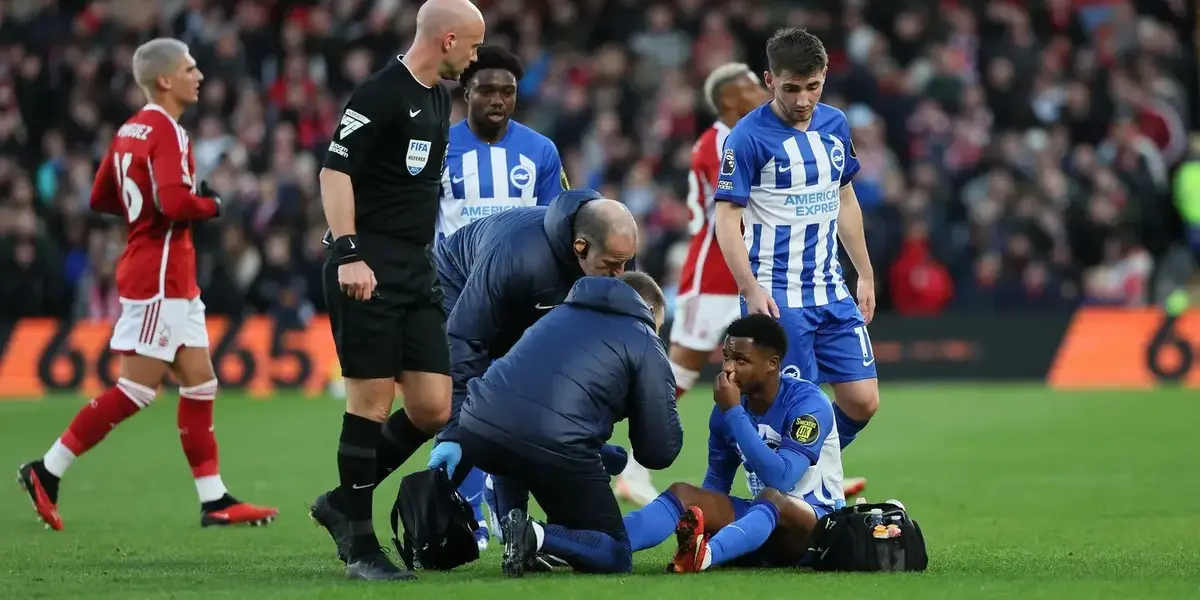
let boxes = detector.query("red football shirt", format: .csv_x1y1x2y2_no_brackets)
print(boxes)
89,104,219,301
678,121,738,296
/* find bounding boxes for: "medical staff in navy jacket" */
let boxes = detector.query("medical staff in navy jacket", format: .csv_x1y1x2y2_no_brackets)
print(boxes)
447,273,682,576
429,189,640,453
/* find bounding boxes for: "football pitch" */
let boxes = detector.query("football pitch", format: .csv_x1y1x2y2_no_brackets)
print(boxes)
1,385,1197,599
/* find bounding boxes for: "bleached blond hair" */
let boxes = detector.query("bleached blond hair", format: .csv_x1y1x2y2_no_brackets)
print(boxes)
703,63,758,115
132,38,190,93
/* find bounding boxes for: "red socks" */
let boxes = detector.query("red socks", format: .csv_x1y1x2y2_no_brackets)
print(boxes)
178,380,219,478
178,380,228,503
669,361,700,401
59,379,153,456
46,378,156,478
45,377,229,504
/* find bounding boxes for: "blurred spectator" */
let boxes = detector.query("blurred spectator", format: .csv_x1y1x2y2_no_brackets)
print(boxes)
0,0,1193,321
890,220,953,315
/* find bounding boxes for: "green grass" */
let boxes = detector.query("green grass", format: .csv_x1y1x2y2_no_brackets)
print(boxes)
1,385,1198,599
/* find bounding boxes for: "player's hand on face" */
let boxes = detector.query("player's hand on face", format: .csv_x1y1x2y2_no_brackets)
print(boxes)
338,261,377,301
857,277,876,325
714,370,741,412
742,285,780,319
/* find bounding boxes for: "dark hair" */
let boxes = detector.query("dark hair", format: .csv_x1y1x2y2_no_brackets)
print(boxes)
725,314,788,358
459,45,525,87
617,271,665,315
766,28,827,77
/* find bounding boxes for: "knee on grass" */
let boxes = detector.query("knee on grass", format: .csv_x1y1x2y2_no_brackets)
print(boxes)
610,543,634,574
588,534,634,574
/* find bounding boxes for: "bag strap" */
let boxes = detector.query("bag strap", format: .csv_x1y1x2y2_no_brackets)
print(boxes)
390,486,416,571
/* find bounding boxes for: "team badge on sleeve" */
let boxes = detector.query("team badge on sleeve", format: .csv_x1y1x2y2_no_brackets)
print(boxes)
721,148,736,176
829,145,845,177
339,109,370,139
789,414,820,444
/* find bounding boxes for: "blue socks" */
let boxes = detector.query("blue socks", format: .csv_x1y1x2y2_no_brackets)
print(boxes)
623,491,684,551
833,404,869,449
622,493,783,570
541,523,632,573
457,467,487,523
707,500,779,568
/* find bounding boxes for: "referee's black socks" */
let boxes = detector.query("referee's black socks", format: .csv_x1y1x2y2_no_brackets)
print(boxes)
374,409,432,483
336,412,383,551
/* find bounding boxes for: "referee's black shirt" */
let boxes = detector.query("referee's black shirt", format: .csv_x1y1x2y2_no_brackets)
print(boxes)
323,55,451,245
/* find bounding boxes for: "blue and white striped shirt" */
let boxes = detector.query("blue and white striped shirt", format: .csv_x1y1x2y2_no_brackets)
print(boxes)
436,119,567,239
714,103,860,309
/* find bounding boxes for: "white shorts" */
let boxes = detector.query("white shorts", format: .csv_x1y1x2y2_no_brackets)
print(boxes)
669,293,740,352
110,297,209,363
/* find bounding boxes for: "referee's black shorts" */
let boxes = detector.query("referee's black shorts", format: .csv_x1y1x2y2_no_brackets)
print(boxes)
322,237,450,380
459,426,627,543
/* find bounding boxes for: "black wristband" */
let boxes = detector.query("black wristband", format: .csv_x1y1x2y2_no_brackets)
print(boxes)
331,235,362,265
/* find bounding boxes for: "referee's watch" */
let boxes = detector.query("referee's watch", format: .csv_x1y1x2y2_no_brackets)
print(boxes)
330,234,362,265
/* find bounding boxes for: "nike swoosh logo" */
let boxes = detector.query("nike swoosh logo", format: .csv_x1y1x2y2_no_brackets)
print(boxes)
410,109,421,117
862,358,875,367
451,175,465,184
351,483,375,490
778,163,796,172
535,303,557,310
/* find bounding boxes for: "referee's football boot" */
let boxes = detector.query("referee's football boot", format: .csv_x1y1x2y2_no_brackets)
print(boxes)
309,490,352,563
500,508,538,578
345,545,416,581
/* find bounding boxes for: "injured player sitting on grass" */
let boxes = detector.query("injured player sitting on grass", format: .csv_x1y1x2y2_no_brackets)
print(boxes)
622,314,844,571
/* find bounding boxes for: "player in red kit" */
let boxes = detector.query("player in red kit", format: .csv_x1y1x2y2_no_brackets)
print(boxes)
614,63,864,504
16,38,278,531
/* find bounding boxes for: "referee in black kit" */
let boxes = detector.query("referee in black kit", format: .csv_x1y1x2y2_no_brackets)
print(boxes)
311,0,484,582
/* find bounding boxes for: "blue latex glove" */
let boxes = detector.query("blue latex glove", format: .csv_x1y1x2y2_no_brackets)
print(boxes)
600,444,629,476
428,441,462,476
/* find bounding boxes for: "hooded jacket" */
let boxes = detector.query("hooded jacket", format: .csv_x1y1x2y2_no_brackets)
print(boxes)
434,189,605,443
457,276,682,470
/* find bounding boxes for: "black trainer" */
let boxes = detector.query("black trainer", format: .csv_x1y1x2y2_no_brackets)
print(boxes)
309,491,352,563
345,547,417,581
500,508,537,578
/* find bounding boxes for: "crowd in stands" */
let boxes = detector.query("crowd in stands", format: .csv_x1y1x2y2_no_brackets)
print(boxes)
0,0,1194,321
